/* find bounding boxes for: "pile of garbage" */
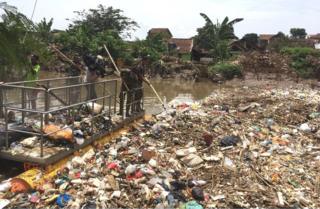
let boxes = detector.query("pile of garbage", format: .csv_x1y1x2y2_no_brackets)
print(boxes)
2,102,114,159
1,84,320,208
239,51,293,80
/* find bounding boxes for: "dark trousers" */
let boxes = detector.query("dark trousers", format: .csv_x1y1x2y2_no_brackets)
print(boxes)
86,83,97,101
133,88,143,112
67,77,80,104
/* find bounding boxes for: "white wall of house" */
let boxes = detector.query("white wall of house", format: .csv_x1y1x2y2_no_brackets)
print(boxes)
315,43,320,49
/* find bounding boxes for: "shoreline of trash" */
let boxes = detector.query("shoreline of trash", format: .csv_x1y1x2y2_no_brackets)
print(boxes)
1,82,320,208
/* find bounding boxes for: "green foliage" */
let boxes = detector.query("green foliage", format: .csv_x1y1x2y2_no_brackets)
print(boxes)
281,47,320,78
290,28,307,39
55,5,138,60
0,4,52,81
268,32,313,52
281,47,320,58
208,62,242,80
194,13,243,61
70,5,137,39
242,33,258,50
36,18,53,43
181,54,191,61
131,34,168,63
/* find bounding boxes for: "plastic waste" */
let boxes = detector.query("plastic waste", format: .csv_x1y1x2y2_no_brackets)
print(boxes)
223,157,236,171
74,130,84,145
182,201,203,209
20,136,38,147
176,147,197,157
202,133,213,146
107,162,119,170
0,199,10,209
220,136,240,147
191,187,204,201
299,123,311,132
29,192,40,203
142,149,156,161
56,194,71,208
149,158,157,167
0,180,11,192
86,102,103,114
181,154,203,167
125,164,137,175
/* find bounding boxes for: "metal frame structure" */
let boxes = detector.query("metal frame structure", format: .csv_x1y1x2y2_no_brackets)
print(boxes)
0,76,144,166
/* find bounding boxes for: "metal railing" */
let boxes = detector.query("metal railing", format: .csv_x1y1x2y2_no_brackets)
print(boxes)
0,76,145,159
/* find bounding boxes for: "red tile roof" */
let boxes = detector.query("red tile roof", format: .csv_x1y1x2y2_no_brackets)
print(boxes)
168,38,194,53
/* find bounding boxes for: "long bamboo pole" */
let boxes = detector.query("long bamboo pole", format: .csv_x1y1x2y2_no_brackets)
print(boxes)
103,45,165,109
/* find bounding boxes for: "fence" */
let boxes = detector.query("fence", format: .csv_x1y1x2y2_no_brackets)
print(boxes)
0,76,144,163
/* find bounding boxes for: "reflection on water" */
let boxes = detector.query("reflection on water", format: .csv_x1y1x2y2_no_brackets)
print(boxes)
4,71,217,114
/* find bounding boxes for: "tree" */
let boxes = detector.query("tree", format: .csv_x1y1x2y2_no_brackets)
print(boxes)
0,2,52,81
290,28,307,39
242,33,258,50
275,31,286,39
131,34,167,63
36,17,53,43
194,13,243,60
56,5,138,60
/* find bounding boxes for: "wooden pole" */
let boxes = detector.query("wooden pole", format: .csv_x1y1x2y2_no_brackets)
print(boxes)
144,77,166,109
103,44,166,110
50,45,84,72
103,44,129,91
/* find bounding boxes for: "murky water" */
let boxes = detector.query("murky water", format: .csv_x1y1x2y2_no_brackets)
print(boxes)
3,71,216,115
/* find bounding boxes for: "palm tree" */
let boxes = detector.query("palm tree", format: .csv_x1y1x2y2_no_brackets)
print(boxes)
36,18,53,42
194,13,243,60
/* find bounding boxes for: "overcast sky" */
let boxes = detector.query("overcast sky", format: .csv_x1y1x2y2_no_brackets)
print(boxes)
5,0,320,39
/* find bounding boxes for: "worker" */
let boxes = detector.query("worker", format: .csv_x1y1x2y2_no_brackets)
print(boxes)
83,54,99,101
132,55,150,113
26,54,41,110
66,56,82,104
118,60,136,117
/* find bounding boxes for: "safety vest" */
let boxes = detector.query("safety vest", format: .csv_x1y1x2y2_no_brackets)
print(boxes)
26,64,40,86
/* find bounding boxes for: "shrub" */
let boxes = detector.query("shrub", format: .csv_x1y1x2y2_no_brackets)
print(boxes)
281,47,320,58
281,47,320,78
208,62,242,80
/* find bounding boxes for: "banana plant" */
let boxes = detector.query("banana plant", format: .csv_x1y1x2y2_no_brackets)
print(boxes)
195,13,243,60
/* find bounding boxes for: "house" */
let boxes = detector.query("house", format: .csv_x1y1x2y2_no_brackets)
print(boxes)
258,34,277,48
147,28,173,40
168,38,194,56
308,34,320,49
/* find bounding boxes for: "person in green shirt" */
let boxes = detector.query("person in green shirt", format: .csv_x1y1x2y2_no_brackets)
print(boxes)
26,54,40,110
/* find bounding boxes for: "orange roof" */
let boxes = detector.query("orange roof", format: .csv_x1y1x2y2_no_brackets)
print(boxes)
259,34,276,41
168,38,194,53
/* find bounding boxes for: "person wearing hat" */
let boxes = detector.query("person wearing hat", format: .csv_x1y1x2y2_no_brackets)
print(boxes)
26,54,41,110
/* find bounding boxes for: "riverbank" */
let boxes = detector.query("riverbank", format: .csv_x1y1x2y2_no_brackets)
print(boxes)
1,81,320,208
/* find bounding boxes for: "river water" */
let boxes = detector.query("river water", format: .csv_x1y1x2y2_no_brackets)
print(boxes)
3,71,216,115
